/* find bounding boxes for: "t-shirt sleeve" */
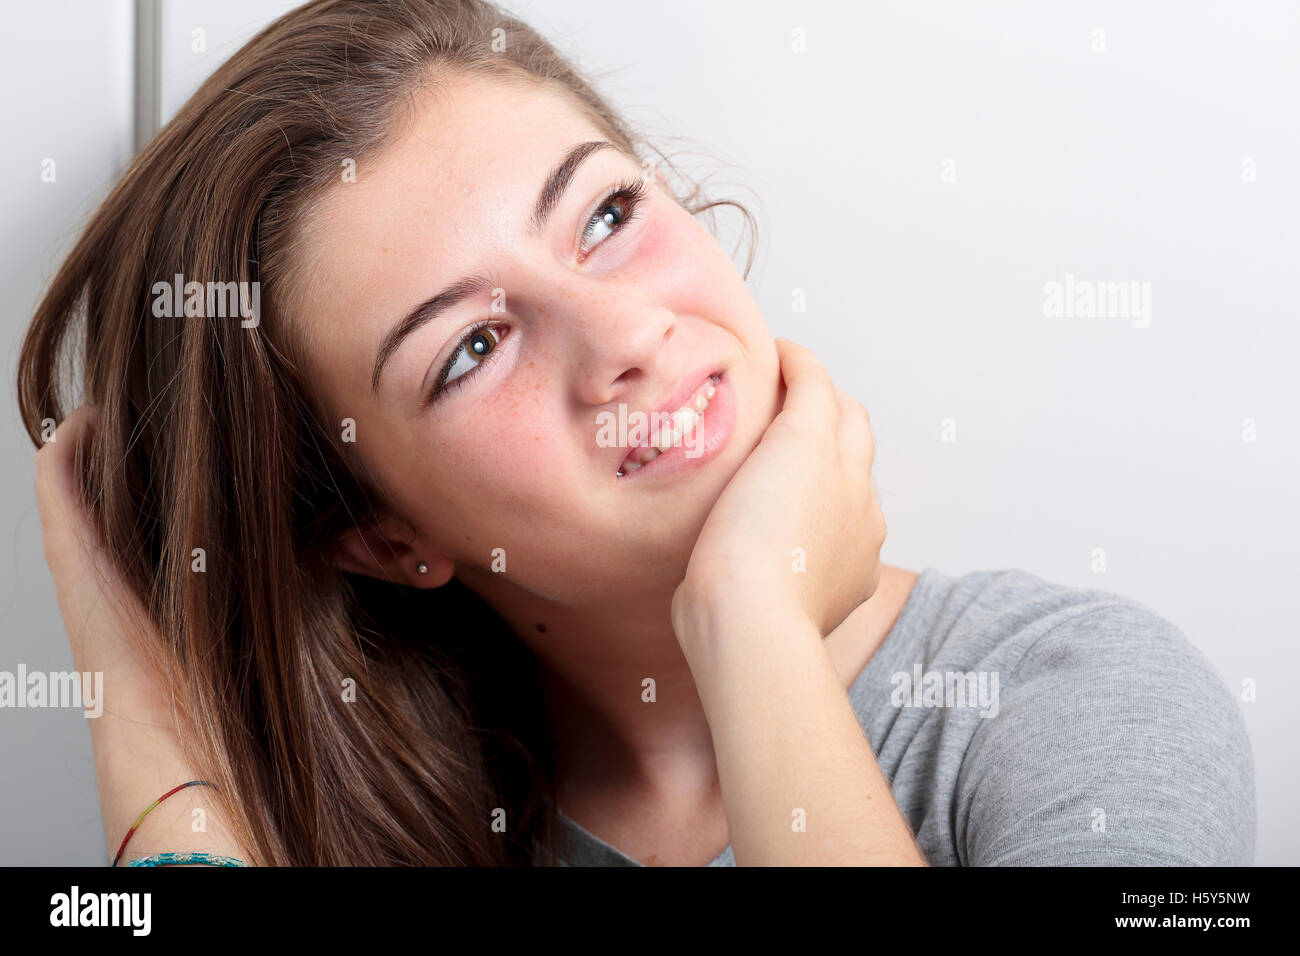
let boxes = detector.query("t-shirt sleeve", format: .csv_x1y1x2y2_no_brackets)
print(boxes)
954,601,1256,866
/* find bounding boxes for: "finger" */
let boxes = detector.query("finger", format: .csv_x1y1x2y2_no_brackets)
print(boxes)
773,337,838,427
835,387,870,462
34,406,105,568
36,407,152,623
34,405,99,525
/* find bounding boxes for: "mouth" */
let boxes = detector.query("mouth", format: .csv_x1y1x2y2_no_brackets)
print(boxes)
617,370,724,477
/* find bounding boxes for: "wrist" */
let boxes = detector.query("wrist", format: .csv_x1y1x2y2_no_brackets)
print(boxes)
672,574,817,653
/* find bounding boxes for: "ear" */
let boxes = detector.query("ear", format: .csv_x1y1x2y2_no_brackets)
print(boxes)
330,514,454,588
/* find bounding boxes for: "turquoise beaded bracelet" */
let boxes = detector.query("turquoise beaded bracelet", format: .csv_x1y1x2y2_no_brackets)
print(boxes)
125,851,248,867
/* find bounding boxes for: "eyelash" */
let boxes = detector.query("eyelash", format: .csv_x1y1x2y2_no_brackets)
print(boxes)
425,177,651,407
580,177,649,253
426,320,505,408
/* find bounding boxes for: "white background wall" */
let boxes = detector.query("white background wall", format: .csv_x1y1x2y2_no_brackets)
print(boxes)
2,0,1295,865
0,0,136,866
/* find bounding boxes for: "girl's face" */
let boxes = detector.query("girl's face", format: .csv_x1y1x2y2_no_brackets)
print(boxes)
293,73,781,603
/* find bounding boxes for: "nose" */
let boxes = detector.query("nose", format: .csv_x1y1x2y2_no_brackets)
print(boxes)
559,282,678,407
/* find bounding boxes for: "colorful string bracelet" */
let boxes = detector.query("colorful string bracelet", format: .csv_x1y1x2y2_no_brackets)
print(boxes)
112,780,220,867
126,851,248,867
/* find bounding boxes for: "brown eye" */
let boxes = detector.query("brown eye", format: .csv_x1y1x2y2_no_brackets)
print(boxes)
580,179,649,253
466,328,496,362
431,324,504,404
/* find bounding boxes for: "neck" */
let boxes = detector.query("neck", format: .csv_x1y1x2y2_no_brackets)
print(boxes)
456,563,917,805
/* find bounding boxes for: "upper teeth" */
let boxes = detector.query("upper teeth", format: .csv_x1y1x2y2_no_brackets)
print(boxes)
619,375,720,474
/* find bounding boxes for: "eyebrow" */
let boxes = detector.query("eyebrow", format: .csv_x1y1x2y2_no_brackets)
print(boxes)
370,139,621,395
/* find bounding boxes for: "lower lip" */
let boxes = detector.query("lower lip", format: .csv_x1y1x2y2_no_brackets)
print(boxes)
617,371,736,482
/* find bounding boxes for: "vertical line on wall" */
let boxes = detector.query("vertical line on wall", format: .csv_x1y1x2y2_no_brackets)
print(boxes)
133,0,162,151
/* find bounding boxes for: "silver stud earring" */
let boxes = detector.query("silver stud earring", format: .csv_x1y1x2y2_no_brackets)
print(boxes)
416,561,429,575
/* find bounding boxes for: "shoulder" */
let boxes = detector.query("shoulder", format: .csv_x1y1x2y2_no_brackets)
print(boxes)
894,567,1257,865
942,568,1241,713
909,567,1237,687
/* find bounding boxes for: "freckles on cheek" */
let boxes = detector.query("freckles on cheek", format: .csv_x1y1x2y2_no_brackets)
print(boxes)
463,377,557,489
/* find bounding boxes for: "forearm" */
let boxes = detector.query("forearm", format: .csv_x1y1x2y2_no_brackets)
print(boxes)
675,595,926,866
91,712,252,866
62,606,253,865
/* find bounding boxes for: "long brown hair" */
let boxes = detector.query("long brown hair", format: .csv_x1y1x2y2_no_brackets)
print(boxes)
16,0,756,865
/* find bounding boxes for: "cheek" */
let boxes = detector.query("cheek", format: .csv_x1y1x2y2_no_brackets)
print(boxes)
409,381,575,542
633,208,755,333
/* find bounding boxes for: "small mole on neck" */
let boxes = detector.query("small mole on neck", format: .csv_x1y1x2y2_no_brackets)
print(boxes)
536,622,547,633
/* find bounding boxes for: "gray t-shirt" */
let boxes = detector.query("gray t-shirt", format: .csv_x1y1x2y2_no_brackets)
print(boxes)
552,567,1256,866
